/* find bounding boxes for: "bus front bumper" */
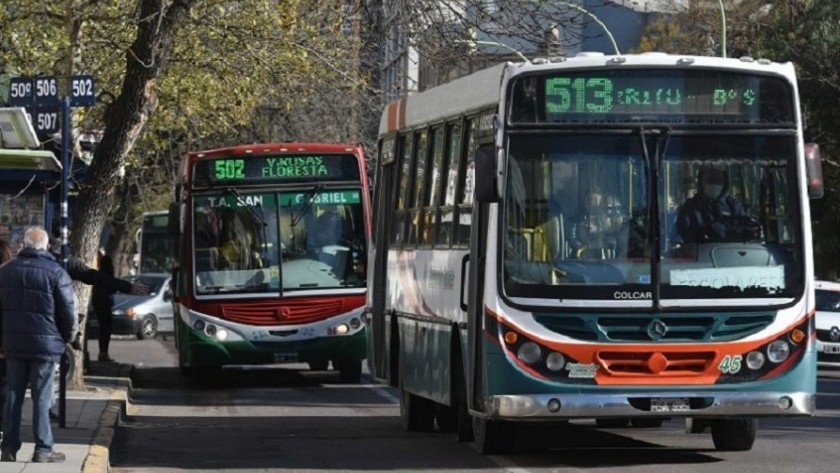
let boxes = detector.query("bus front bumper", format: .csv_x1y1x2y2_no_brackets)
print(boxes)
482,390,815,419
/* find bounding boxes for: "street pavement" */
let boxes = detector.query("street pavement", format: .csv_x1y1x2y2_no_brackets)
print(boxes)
0,359,131,473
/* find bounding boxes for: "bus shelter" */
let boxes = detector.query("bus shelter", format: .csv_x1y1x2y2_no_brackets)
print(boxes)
0,148,63,250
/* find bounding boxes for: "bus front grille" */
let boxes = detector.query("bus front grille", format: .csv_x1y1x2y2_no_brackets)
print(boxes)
534,313,775,342
597,350,716,376
220,299,349,325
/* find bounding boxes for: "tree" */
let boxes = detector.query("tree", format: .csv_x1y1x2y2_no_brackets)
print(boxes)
1,0,368,388
636,0,840,279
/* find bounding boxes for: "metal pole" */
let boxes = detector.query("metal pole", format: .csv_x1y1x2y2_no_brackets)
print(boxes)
58,96,70,429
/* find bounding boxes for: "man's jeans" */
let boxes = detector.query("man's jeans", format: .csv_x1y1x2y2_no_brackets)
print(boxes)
1,358,57,455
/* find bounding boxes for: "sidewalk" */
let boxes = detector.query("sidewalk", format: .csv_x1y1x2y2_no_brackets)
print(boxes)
0,360,132,473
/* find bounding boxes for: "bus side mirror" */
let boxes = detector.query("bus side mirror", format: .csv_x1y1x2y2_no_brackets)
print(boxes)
475,145,498,203
805,143,824,199
168,202,181,235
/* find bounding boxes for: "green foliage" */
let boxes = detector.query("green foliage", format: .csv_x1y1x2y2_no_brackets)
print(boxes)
2,0,366,267
636,0,840,279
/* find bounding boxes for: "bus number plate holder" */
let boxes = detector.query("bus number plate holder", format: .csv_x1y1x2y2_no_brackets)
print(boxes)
651,397,689,413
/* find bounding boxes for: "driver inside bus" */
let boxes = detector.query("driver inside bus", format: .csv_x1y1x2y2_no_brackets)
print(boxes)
675,166,748,244
569,187,628,259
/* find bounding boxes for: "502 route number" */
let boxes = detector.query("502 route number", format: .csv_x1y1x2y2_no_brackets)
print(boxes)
71,76,94,99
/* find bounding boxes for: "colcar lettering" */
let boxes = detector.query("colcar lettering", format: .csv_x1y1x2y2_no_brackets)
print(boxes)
613,291,652,300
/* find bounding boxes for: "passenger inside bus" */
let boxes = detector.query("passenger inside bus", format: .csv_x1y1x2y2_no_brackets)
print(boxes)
307,205,349,277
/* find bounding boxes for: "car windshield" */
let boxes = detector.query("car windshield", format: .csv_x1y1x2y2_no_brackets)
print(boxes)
503,133,804,304
816,288,840,311
192,188,367,296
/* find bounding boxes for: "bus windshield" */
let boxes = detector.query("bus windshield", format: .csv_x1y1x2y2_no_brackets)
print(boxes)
192,188,367,296
503,133,803,303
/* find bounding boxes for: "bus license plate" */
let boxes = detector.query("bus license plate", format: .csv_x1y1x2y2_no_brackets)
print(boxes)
273,353,298,363
651,397,689,413
822,344,840,354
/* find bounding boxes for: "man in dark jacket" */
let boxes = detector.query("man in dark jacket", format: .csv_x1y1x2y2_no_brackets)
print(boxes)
675,167,747,243
0,226,76,463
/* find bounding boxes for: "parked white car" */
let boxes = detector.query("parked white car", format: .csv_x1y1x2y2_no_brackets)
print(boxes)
815,280,840,368
88,273,173,340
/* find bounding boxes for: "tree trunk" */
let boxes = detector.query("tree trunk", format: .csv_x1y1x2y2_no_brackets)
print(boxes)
66,0,196,390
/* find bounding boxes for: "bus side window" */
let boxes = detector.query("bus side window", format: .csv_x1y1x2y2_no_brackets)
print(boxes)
392,134,413,247
407,130,428,246
421,126,445,247
438,121,462,248
454,118,477,247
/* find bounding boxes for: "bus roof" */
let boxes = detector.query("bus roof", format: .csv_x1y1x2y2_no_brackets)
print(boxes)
187,142,362,159
379,63,508,136
378,52,797,137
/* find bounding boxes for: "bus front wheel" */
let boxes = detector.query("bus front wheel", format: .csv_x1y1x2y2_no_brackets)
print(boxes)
334,358,362,383
472,416,514,454
711,418,757,451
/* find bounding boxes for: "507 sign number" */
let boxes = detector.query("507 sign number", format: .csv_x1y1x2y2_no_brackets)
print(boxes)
36,111,60,134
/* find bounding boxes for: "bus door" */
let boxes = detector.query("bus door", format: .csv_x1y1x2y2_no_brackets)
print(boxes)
368,136,398,382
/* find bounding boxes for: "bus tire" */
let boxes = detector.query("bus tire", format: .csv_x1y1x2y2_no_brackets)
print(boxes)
472,416,513,454
630,418,664,428
711,418,757,451
400,386,435,432
595,418,630,428
435,404,457,433
335,358,362,383
308,360,329,371
192,366,223,386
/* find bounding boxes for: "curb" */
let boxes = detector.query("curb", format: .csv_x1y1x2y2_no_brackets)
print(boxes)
81,364,134,473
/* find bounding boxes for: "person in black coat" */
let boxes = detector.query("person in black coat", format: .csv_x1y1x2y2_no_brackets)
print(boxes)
92,250,117,362
0,226,76,463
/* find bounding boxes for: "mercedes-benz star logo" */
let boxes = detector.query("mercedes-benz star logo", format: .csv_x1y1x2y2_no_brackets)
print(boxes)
647,319,668,341
830,326,840,343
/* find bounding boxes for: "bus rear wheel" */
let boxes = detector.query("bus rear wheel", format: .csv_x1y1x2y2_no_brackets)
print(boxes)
400,386,435,432
711,418,757,451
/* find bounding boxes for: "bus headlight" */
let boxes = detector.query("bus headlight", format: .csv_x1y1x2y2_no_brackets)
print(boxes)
767,340,790,363
545,352,566,371
349,317,362,329
193,319,206,331
216,328,229,341
517,342,541,365
745,351,765,370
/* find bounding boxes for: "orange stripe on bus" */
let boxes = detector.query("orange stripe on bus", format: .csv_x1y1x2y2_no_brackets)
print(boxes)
387,101,398,132
485,306,814,386
398,97,407,129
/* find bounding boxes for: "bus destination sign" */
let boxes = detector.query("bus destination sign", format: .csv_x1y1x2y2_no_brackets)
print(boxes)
194,154,361,186
510,69,795,125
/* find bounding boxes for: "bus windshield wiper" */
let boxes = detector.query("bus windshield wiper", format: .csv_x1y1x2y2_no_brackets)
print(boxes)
291,184,325,227
637,127,671,308
223,187,267,227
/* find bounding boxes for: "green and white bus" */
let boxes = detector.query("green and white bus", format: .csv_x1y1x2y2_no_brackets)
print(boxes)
170,142,371,383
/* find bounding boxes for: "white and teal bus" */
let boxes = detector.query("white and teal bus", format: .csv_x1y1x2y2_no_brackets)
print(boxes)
366,52,824,453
